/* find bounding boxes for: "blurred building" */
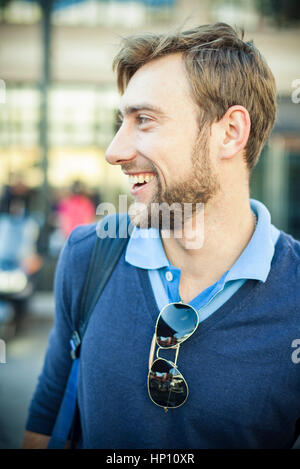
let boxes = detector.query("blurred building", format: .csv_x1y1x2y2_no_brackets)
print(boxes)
0,0,299,246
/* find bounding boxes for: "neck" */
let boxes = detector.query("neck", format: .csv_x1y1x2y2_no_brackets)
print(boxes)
160,192,256,302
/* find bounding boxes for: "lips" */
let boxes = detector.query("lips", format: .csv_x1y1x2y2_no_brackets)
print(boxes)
125,172,156,196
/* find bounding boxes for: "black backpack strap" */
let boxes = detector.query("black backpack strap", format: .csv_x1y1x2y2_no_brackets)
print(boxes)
70,213,131,359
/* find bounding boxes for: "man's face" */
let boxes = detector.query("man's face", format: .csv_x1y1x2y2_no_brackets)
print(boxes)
105,53,220,229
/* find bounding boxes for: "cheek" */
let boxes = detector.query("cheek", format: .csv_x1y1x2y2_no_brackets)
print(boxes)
135,133,167,171
136,128,196,178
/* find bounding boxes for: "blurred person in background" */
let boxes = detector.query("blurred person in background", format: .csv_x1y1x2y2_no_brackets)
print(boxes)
0,197,42,276
56,180,96,239
47,182,97,258
0,196,43,333
23,23,300,449
0,172,32,215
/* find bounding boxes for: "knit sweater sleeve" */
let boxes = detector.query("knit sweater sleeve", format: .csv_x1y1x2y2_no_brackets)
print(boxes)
25,223,97,436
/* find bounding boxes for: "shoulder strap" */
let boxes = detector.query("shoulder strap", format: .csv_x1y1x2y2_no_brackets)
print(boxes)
70,213,131,359
49,213,131,449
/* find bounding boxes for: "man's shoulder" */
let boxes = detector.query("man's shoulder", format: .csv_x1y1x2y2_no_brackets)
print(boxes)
65,213,130,256
59,223,98,267
67,222,98,249
277,230,300,260
273,230,300,286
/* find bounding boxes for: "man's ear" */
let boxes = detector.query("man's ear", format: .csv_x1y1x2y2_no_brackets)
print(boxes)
215,105,251,161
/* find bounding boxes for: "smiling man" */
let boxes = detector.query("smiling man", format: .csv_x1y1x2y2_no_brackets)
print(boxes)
23,23,300,449
113,55,220,236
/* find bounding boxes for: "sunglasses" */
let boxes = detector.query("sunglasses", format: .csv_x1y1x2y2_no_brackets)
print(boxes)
147,302,199,412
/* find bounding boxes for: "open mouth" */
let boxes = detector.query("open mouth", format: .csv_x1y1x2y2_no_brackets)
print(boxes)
128,173,156,194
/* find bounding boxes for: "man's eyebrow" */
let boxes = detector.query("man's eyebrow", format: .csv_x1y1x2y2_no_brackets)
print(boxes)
117,104,166,118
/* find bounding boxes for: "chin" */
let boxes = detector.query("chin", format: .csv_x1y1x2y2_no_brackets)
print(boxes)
129,205,183,233
128,203,151,229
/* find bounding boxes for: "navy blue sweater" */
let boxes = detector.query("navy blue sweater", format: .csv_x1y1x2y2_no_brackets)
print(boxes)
26,223,300,448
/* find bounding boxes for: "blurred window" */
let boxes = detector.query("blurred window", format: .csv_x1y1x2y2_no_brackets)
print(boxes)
0,0,41,24
0,83,122,188
51,0,175,26
0,87,40,147
48,85,119,147
0,84,119,148
0,0,175,26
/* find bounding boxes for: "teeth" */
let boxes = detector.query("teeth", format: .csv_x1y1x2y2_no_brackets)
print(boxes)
128,173,155,184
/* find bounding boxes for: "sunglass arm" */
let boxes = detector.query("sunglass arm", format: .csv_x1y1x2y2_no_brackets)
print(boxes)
174,345,180,367
148,333,156,370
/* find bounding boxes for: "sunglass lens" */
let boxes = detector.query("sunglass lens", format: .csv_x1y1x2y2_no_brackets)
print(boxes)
148,359,188,409
156,303,198,347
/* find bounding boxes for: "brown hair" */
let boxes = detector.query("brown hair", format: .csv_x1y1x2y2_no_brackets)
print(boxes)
113,23,277,171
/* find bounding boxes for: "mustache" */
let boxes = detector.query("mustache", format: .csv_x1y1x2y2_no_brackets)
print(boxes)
121,162,157,174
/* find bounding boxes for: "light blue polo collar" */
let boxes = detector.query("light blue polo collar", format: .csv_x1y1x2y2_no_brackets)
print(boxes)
125,199,280,283
126,227,168,269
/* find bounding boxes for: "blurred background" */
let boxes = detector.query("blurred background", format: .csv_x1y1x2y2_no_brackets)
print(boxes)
0,0,299,449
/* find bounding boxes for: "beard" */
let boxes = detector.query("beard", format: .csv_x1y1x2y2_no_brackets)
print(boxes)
128,124,220,231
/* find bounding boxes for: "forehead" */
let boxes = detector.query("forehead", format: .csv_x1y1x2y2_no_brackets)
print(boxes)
119,53,196,116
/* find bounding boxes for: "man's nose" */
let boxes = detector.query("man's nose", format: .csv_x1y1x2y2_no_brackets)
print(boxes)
105,125,136,165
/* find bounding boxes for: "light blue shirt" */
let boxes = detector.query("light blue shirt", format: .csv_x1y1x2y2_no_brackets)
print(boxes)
125,199,281,319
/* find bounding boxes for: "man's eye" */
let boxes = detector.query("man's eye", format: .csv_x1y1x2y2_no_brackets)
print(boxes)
137,115,151,126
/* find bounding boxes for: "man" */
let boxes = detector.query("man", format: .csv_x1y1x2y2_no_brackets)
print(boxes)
23,23,300,449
